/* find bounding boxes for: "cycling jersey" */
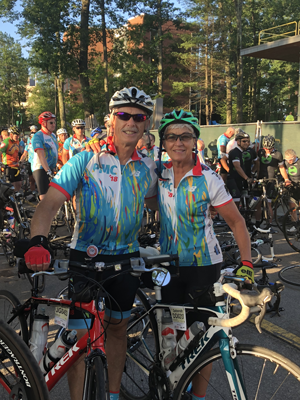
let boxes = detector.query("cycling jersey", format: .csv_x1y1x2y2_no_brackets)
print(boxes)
25,140,34,164
257,148,283,179
0,138,20,167
285,157,300,183
19,140,25,154
217,133,231,158
57,141,64,166
147,145,160,161
158,158,232,266
228,146,245,182
242,147,257,177
63,135,90,158
50,138,157,255
31,130,58,172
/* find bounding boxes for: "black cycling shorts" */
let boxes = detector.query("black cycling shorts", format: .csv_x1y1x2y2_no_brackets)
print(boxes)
68,249,140,327
142,263,222,328
32,169,50,196
218,158,228,175
226,178,244,200
6,166,21,183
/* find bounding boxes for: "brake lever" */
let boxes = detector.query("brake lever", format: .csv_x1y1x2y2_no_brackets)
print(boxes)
254,303,267,334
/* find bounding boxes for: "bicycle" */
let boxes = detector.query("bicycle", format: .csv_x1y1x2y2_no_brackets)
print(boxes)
0,252,179,399
0,317,50,400
278,264,300,287
120,270,298,399
282,205,300,252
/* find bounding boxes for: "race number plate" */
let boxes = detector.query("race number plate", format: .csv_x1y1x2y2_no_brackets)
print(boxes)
55,306,70,328
170,307,186,331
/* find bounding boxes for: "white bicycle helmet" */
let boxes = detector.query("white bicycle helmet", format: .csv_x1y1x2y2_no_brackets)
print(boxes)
109,87,154,115
71,119,86,127
57,128,68,135
30,125,38,131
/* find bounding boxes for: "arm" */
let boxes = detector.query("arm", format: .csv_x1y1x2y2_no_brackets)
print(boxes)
220,155,229,172
233,161,249,180
36,149,51,172
62,148,69,165
20,150,28,162
217,202,252,261
279,164,291,183
252,158,259,174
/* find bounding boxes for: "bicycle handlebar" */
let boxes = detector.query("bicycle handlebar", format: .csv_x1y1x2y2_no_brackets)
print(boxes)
208,283,273,328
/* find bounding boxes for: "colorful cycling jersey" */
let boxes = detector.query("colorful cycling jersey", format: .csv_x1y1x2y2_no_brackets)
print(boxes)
57,141,64,166
285,157,300,183
217,134,231,158
19,140,25,154
31,130,58,172
147,145,160,161
63,135,90,158
0,138,20,167
158,158,232,266
50,138,157,255
25,140,34,164
257,148,283,179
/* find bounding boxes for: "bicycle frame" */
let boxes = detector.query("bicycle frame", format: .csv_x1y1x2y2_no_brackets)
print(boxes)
127,294,250,400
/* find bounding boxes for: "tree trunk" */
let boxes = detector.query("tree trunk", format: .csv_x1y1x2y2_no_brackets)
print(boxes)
236,0,243,122
205,40,209,125
225,57,232,124
100,0,110,114
57,77,66,128
157,0,163,97
79,0,94,118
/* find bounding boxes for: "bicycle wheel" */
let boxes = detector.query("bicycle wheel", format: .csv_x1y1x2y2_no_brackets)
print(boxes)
0,319,50,400
173,344,300,400
0,238,15,267
231,245,262,265
261,197,271,226
0,290,28,343
274,196,292,232
86,355,108,400
283,206,300,252
278,264,300,287
120,288,159,400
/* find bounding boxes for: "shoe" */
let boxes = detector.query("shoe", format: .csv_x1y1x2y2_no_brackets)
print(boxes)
287,226,297,233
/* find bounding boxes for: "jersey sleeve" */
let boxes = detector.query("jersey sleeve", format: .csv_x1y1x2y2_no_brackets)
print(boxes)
144,158,158,199
63,137,71,151
0,138,9,153
205,170,232,208
277,151,284,165
32,132,44,151
49,151,94,201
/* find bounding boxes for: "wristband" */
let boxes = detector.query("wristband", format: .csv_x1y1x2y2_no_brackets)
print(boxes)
241,260,253,269
27,235,49,251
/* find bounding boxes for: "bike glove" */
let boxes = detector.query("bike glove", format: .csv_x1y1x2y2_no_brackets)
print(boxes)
234,260,254,284
24,246,51,271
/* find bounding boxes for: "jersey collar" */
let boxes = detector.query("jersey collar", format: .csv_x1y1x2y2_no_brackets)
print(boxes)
104,136,141,161
72,134,87,142
162,155,203,176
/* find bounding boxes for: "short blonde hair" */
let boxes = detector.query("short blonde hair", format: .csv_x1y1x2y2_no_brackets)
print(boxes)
284,149,296,158
164,124,194,135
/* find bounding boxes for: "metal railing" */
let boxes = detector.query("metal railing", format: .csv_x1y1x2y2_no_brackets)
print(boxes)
259,21,298,45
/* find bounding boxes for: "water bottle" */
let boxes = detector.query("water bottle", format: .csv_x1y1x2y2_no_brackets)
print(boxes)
176,321,205,355
7,215,14,229
249,196,259,209
39,330,77,374
161,311,177,368
2,228,11,237
29,310,49,362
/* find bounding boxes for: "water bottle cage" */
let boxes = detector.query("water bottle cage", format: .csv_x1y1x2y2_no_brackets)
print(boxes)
41,347,61,374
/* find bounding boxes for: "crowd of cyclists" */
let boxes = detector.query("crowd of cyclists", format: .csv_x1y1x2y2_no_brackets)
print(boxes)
0,86,299,400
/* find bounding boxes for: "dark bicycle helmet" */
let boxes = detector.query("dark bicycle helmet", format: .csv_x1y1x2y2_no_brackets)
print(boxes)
8,125,20,135
158,110,200,139
235,129,250,141
109,87,154,116
262,135,275,149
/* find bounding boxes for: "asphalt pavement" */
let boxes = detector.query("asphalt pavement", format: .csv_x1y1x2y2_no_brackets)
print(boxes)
0,227,299,399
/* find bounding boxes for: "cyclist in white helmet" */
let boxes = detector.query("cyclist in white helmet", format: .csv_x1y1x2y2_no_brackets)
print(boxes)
25,87,156,400
62,119,90,164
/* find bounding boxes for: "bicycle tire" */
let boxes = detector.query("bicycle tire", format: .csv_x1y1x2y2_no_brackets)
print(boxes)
231,245,262,265
0,319,50,400
120,288,159,400
278,265,300,287
87,355,108,400
274,196,292,232
173,344,300,400
0,290,28,343
283,206,300,252
0,238,15,267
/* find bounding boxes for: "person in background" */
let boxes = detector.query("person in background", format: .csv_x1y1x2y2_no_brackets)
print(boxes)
20,129,36,195
56,128,69,169
145,132,160,161
62,119,89,165
285,112,294,121
0,126,21,192
136,135,148,155
31,111,58,201
216,127,235,182
197,138,205,163
104,114,111,135
283,149,300,232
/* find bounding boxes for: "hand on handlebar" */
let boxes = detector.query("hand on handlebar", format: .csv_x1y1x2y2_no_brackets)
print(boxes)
284,179,292,186
234,261,254,284
25,246,51,272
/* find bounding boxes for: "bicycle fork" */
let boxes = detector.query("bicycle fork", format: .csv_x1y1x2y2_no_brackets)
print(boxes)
219,338,247,400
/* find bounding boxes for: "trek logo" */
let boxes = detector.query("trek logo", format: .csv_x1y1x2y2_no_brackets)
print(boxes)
94,163,118,175
261,155,272,164
45,342,80,382
180,331,209,370
288,166,297,175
